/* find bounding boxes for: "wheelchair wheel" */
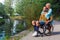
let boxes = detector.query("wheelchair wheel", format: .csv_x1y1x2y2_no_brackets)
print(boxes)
41,24,47,36
45,24,54,36
49,25,54,35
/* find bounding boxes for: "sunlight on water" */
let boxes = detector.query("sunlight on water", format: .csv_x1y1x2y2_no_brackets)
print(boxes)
12,20,19,35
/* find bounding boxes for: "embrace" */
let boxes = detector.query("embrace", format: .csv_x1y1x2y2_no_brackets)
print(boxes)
32,3,53,37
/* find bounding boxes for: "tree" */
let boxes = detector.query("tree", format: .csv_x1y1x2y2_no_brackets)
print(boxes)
51,0,60,19
4,0,14,16
0,3,5,16
4,0,14,35
0,3,5,25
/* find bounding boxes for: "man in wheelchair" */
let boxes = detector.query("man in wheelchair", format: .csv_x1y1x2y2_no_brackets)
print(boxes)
32,3,53,37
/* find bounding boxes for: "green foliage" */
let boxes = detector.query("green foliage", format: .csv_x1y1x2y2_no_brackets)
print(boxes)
15,0,60,27
5,19,13,36
0,3,6,15
16,23,24,32
0,18,5,25
4,0,14,16
15,0,51,27
51,0,60,19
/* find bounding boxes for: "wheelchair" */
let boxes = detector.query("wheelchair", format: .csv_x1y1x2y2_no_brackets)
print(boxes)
39,21,54,36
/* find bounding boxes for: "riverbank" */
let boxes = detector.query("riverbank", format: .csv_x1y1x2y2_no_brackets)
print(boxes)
7,26,33,40
6,30,31,40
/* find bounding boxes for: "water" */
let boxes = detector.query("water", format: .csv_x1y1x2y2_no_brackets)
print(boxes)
5,19,10,24
0,18,27,39
12,20,19,35
0,31,5,40
23,21,26,28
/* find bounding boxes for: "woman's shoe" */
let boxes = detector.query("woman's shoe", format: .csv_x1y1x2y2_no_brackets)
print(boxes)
32,31,37,37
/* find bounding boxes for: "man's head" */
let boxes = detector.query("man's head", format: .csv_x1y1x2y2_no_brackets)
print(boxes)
45,3,51,9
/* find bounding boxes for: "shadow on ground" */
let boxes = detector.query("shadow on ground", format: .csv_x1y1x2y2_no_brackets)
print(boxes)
52,32,60,35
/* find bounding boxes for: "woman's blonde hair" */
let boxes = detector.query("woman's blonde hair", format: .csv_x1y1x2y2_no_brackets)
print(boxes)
46,3,51,7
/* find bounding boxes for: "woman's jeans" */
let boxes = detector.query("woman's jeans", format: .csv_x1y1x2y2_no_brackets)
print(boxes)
33,21,45,34
34,26,39,31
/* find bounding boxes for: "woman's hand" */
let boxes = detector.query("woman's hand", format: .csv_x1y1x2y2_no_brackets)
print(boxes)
46,21,50,24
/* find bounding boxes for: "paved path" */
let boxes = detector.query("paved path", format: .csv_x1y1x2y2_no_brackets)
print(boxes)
21,21,60,40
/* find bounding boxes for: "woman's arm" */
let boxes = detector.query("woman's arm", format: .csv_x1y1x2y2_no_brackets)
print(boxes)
45,9,52,19
49,16,53,22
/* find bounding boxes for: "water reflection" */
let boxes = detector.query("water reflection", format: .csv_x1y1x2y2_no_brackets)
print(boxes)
5,19,10,24
23,21,26,28
12,20,19,35
0,31,5,40
11,20,27,35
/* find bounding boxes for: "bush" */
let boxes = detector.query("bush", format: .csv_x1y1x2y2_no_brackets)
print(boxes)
16,23,25,32
0,18,5,25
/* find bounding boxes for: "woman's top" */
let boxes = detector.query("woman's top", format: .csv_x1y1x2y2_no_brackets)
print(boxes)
41,8,52,19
